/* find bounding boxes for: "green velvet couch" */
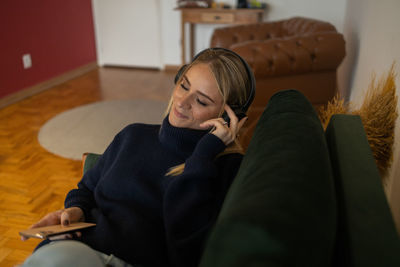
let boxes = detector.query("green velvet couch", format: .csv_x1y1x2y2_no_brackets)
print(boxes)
199,89,400,267
83,90,400,266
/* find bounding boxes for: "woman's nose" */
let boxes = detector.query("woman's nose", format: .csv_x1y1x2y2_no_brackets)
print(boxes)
177,93,192,109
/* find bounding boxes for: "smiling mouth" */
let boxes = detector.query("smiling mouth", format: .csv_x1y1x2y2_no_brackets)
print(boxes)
173,108,188,119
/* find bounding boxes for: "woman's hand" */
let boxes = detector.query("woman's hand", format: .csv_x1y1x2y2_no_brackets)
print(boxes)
21,207,84,241
200,105,247,145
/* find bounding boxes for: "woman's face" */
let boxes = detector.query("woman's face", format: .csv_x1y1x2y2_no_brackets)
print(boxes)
169,63,224,130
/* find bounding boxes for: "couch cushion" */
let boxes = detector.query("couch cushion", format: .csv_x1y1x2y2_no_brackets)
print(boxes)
200,89,336,266
82,153,101,174
326,114,400,266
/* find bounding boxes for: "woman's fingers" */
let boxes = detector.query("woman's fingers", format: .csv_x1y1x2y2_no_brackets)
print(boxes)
220,105,247,138
223,105,238,129
21,207,85,241
199,104,248,145
61,207,85,226
237,116,248,132
200,118,224,128
31,210,64,228
61,210,71,226
21,210,64,241
200,118,247,145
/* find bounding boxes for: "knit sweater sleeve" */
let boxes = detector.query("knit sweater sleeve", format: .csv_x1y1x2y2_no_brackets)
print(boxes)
64,128,125,220
163,133,243,267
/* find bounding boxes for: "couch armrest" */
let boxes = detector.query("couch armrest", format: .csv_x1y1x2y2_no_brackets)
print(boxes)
326,115,400,266
230,32,345,77
82,152,101,175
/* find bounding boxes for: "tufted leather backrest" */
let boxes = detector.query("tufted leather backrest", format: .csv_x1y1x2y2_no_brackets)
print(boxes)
281,16,337,35
211,17,345,79
231,32,345,78
211,17,337,48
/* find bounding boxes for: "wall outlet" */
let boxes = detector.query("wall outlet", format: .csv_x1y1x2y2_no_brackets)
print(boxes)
22,54,32,69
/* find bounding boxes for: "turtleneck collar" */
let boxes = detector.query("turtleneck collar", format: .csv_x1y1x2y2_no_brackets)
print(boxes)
158,116,209,158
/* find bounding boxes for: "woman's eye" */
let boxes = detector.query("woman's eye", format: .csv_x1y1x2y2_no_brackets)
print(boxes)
180,83,189,91
196,99,207,106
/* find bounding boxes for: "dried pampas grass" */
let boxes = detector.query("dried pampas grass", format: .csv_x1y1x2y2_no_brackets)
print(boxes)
319,94,349,130
319,63,398,178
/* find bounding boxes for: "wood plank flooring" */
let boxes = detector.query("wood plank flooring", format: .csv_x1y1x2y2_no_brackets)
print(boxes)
0,67,175,266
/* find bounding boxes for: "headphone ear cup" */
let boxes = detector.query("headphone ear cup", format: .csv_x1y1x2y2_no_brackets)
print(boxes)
235,110,247,121
174,64,188,84
222,111,230,124
222,108,246,126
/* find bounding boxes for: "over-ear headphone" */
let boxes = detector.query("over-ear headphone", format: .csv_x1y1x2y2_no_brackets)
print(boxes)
174,47,255,124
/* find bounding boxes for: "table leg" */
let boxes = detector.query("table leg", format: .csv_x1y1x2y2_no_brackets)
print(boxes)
181,19,186,65
190,23,195,60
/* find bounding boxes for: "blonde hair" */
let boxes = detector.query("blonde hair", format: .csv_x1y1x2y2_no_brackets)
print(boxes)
166,49,252,176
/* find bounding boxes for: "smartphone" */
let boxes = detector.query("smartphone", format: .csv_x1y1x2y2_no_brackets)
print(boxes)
19,222,96,239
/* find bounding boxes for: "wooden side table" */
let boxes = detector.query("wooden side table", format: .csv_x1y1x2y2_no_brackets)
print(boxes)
178,8,265,64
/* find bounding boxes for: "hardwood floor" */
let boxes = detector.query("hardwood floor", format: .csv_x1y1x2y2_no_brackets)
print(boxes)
0,67,175,266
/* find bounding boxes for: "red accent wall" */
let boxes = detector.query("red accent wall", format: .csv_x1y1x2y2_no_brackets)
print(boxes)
0,0,97,99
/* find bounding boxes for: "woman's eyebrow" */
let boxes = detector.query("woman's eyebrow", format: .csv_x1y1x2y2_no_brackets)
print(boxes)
183,75,215,103
183,75,191,86
197,91,215,103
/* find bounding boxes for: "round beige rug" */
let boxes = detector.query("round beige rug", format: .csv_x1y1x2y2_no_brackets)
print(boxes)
38,99,168,160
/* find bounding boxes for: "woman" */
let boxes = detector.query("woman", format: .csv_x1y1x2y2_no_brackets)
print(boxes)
22,48,255,267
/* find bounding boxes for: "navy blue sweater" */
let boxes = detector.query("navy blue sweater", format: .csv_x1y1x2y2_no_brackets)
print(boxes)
64,117,243,267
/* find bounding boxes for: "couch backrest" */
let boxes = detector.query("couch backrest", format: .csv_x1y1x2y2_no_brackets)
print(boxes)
210,16,338,48
200,89,337,266
281,16,337,36
326,114,400,267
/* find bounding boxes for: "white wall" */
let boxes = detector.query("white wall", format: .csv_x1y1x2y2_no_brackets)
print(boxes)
262,0,346,32
160,0,181,66
338,0,400,231
93,0,162,68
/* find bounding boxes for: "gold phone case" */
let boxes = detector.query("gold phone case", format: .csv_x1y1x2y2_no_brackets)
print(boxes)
19,222,96,239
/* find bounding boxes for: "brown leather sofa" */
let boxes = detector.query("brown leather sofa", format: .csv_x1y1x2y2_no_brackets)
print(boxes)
210,17,346,149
